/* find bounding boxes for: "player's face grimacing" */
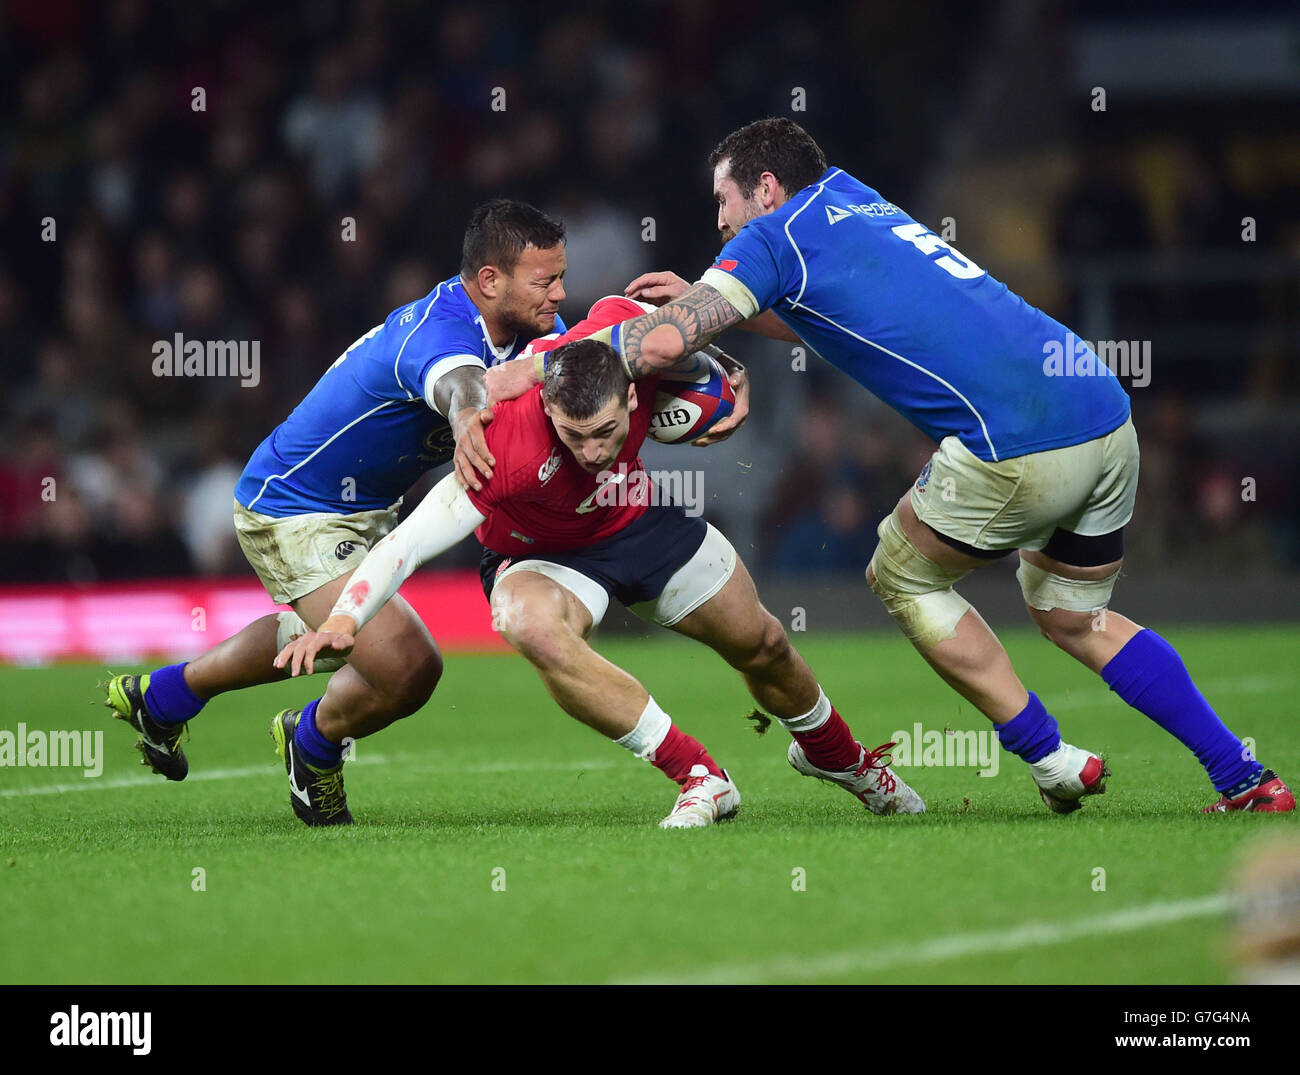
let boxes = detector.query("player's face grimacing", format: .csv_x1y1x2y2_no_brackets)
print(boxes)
546,386,638,475
713,160,767,243
498,244,567,337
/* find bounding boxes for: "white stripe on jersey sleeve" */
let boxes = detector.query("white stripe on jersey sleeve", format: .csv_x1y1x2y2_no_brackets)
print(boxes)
698,268,759,319
392,290,439,399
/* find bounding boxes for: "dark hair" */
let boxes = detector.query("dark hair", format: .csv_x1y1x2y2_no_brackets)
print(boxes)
542,339,629,421
461,199,565,276
708,117,828,199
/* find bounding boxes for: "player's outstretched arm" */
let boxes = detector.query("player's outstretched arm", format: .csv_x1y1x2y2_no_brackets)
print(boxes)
434,366,495,492
626,271,798,342
273,472,487,676
742,309,800,342
617,282,744,378
484,285,745,404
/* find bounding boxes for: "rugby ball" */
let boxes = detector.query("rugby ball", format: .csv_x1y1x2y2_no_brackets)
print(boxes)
648,354,736,444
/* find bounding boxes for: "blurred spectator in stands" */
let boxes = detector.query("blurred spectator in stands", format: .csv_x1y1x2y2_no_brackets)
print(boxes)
0,268,39,386
768,484,879,576
282,45,382,204
0,416,64,539
67,402,165,526
178,414,245,576
760,398,845,544
13,338,100,449
132,230,182,333
1057,140,1154,256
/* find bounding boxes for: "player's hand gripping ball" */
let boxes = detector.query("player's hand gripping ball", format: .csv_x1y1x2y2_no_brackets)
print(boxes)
648,354,736,444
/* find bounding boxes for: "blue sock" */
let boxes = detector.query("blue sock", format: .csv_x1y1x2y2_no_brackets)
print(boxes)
996,692,1061,763
293,699,343,771
143,663,206,725
1101,629,1260,795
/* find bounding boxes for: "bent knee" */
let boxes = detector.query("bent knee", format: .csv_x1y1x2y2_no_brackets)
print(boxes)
730,613,792,674
499,615,577,671
389,643,443,716
1029,607,1097,652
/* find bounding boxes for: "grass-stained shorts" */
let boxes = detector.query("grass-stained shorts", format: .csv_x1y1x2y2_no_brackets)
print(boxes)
909,417,1139,552
233,498,400,605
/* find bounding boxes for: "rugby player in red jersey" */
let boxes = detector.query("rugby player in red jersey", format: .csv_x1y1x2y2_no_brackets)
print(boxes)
275,298,924,827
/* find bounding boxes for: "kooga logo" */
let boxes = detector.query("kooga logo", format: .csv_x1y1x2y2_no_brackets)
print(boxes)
49,1006,151,1055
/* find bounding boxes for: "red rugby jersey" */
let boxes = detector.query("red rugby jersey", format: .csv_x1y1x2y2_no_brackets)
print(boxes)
464,294,662,556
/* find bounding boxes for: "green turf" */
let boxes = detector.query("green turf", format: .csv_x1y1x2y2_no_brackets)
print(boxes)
2,624,1296,984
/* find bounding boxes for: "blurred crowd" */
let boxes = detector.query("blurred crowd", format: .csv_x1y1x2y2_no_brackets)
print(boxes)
0,0,1296,584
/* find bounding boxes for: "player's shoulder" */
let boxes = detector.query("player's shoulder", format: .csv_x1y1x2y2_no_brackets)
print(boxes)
484,388,550,457
406,277,483,341
481,389,560,499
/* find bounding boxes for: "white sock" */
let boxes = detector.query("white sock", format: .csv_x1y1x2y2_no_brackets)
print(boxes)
776,687,831,735
615,696,672,760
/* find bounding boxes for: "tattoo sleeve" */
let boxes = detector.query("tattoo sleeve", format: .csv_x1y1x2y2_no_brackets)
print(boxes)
619,282,743,379
432,364,488,417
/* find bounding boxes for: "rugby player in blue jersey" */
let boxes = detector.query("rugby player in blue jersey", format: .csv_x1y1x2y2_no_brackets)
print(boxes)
104,200,568,825
486,119,1292,815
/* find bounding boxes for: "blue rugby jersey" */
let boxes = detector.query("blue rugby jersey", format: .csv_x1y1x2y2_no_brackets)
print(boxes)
700,168,1130,461
236,276,564,516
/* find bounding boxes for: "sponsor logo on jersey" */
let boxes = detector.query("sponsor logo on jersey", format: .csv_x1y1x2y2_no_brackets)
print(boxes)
508,530,535,544
537,449,562,485
825,201,902,225
335,540,360,561
714,259,738,272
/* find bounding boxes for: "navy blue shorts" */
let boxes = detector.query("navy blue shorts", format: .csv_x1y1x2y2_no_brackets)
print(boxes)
480,504,708,610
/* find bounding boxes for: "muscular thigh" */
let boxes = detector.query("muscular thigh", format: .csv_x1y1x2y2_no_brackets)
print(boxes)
293,572,438,685
667,553,770,659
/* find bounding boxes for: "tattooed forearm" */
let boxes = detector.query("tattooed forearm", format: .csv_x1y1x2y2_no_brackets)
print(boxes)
619,283,743,378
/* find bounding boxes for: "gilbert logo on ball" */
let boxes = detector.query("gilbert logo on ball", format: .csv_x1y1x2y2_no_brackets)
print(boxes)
648,354,736,444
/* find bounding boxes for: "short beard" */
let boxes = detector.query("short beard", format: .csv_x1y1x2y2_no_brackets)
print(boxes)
498,299,550,339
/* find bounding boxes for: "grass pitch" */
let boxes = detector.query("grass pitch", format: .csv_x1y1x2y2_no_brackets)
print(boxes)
2,624,1296,984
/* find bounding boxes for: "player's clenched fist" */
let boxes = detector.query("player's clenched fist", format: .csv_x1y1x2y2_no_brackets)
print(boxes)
274,614,358,677
484,355,540,406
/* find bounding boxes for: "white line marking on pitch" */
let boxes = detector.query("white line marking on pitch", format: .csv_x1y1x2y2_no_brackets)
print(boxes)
0,756,616,798
616,893,1233,984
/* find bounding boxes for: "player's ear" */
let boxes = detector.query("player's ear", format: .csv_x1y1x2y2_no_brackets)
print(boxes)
759,171,785,209
626,382,638,414
477,264,501,298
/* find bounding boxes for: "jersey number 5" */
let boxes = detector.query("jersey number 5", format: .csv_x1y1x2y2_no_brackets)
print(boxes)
890,222,985,280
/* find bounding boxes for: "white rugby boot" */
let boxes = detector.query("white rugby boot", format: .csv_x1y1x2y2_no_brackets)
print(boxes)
1029,741,1109,814
788,740,926,815
659,764,741,829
